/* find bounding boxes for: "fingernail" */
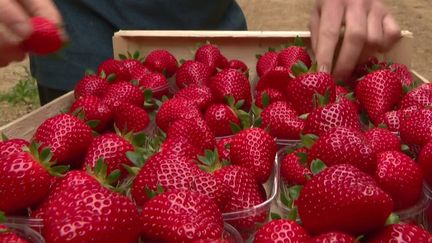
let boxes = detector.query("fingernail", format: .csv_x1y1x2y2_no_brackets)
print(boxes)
320,64,329,73
10,23,32,39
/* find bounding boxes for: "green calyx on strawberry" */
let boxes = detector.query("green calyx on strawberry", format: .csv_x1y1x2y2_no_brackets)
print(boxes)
86,158,121,190
23,142,69,177
278,184,304,221
225,95,252,133
118,50,144,62
197,149,230,173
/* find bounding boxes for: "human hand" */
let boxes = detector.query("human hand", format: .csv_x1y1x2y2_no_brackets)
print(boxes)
0,0,63,67
310,0,401,80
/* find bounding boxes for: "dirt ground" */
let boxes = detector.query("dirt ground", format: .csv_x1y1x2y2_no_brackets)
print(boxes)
0,0,431,126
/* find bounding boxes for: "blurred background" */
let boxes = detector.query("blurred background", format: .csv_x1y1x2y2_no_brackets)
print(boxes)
0,0,430,126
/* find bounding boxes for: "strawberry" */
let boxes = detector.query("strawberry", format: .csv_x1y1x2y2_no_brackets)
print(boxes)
375,151,423,210
137,72,168,90
230,128,277,183
355,69,402,124
280,148,312,186
390,63,414,86
286,72,336,115
260,101,304,139
209,69,252,109
39,170,141,243
113,103,150,133
308,127,376,174
121,58,142,71
33,113,93,166
216,136,233,162
97,58,130,82
129,64,153,80
377,106,419,132
176,60,212,88
195,44,226,73
141,190,224,242
74,74,110,99
254,88,286,109
297,164,393,235
256,66,292,92
161,137,202,160
307,232,355,243
365,128,401,155
254,219,310,243
0,138,29,159
256,51,278,78
81,133,134,178
21,17,63,55
277,46,312,70
400,83,432,109
155,98,202,132
419,141,432,187
303,101,362,136
101,81,144,110
0,224,28,243
347,56,382,87
400,108,432,146
227,59,248,74
166,118,216,151
204,104,240,137
174,84,214,111
367,223,432,242
143,49,178,77
214,165,267,234
0,143,64,214
69,95,113,133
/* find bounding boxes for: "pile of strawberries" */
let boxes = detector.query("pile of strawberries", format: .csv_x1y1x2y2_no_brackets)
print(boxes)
1,35,432,243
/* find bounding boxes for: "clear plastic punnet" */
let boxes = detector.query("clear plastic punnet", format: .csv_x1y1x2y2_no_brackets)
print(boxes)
2,222,45,243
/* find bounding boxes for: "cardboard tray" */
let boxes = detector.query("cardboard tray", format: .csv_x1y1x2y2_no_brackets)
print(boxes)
0,30,428,140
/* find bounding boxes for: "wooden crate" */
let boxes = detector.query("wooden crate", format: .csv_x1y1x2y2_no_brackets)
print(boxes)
0,31,428,140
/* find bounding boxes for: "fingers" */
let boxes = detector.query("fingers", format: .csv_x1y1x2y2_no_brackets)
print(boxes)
315,0,345,73
0,0,32,39
18,0,63,25
333,2,367,80
382,13,401,51
309,5,320,54
0,34,26,67
366,2,386,51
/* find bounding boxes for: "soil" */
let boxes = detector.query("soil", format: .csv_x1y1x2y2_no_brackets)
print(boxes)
0,0,430,126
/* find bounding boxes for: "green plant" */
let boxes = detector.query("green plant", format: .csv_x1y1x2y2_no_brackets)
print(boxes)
0,67,39,106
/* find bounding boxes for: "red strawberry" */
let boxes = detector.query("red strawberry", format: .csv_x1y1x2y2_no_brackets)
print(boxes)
277,46,311,70
0,225,28,243
375,151,423,210
297,164,393,235
286,72,336,114
355,69,403,123
377,106,419,132
176,60,212,88
254,219,310,243
256,51,278,78
166,118,216,151
280,148,312,186
33,113,93,165
129,64,153,80
39,170,141,243
216,137,233,162
195,44,226,73
365,128,401,154
214,165,267,234
256,66,292,92
308,127,376,174
367,223,432,242
419,141,432,187
400,108,432,146
204,104,240,137
97,58,129,82
400,83,432,109
230,128,277,183
137,72,168,89
21,17,63,55
303,101,362,136
209,69,252,109
261,101,304,139
255,88,286,109
144,49,178,77
101,81,144,110
161,137,202,160
308,232,355,243
391,63,414,86
81,133,134,178
0,146,58,214
175,84,214,111
0,139,29,159
74,74,110,99
227,59,248,74
69,95,113,133
121,58,142,71
155,98,202,132
113,103,150,133
141,190,224,242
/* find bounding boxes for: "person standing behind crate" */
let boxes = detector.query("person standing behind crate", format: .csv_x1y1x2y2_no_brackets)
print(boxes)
0,0,400,105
